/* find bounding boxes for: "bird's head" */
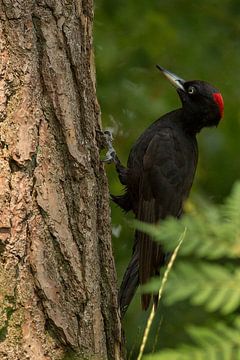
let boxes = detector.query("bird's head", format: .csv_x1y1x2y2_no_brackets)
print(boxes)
157,65,224,133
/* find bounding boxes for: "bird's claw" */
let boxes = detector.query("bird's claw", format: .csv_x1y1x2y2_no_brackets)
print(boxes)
101,130,117,164
102,151,116,163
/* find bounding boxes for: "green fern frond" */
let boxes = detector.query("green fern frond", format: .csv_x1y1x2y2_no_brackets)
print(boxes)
143,261,240,314
143,319,240,360
166,261,240,314
136,183,240,359
133,181,240,259
221,182,240,225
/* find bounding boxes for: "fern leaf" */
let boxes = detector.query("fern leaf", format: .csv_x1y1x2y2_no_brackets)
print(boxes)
164,261,240,314
143,320,240,360
134,181,240,260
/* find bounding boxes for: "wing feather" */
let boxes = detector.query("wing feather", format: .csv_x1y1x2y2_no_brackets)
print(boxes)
138,128,185,309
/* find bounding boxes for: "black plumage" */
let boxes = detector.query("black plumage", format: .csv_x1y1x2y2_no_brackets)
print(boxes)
110,66,224,316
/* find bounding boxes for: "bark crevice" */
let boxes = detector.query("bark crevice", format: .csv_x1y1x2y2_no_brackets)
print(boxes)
0,1,122,359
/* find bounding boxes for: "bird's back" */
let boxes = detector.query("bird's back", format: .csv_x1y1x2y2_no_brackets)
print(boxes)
118,110,198,311
127,109,198,217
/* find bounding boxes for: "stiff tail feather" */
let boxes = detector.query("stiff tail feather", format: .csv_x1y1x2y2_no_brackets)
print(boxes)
119,251,139,317
111,192,132,212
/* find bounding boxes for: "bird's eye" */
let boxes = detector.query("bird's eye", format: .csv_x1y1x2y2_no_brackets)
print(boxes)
188,86,196,95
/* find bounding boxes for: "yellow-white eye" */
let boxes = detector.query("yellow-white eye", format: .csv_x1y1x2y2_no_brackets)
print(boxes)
188,86,196,95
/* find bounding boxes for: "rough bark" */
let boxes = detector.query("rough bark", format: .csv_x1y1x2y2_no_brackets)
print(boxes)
0,1,122,359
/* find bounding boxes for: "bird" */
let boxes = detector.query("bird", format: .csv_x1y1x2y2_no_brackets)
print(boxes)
103,65,224,317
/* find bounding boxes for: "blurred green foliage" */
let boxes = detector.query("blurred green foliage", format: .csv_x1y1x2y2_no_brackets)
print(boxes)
94,0,240,357
144,319,240,359
138,182,240,359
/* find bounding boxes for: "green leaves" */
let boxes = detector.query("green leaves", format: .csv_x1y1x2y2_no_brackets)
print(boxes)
134,181,240,259
143,319,240,360
135,182,240,358
165,262,240,314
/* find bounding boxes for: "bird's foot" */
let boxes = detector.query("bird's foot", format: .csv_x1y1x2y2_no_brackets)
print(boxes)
100,130,117,164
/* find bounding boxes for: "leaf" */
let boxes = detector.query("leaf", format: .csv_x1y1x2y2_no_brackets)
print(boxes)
133,182,240,260
143,320,240,360
164,261,240,314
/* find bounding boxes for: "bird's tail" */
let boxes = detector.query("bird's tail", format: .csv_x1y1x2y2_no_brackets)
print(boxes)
119,251,139,318
111,191,132,212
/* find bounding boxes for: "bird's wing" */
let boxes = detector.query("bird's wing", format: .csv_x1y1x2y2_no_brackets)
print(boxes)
137,128,185,309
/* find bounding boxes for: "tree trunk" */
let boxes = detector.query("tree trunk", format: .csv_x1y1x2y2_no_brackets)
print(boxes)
0,1,122,359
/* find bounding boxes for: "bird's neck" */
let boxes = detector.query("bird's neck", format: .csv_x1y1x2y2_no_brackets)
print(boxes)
180,108,206,135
